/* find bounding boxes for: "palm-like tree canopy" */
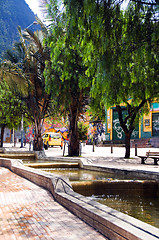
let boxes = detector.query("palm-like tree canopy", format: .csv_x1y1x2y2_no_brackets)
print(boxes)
0,17,52,151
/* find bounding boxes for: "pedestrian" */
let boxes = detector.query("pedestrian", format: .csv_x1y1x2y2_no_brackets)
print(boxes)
29,134,33,151
24,135,26,146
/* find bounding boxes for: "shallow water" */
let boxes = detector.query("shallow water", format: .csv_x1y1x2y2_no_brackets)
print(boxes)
90,194,159,229
42,168,159,229
42,168,134,181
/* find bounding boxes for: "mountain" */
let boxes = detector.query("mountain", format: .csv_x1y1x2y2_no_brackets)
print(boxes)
0,0,37,57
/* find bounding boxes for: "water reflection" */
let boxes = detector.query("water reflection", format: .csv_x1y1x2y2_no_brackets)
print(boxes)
42,168,159,229
89,194,159,228
42,168,133,181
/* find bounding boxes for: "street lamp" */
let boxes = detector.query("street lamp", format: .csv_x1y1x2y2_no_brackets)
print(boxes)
25,21,38,30
20,21,38,148
20,114,24,148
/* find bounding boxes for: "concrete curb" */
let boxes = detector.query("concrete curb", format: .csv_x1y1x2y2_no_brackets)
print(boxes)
81,163,159,181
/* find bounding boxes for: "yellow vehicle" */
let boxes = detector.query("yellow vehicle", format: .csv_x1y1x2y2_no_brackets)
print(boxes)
42,132,63,149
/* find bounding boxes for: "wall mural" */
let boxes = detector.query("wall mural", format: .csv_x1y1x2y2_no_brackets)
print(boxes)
113,118,139,140
113,109,139,141
87,121,105,144
131,130,139,138
152,113,159,136
25,117,68,143
113,119,123,139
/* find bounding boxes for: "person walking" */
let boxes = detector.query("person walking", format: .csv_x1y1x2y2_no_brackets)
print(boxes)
29,134,33,151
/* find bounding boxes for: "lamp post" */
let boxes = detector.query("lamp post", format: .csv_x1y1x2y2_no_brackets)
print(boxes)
20,114,24,148
20,21,38,148
25,21,38,30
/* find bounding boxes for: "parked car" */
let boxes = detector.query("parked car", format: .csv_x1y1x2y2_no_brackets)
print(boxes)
42,132,63,150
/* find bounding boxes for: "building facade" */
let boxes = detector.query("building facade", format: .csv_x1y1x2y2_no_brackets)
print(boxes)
105,101,159,142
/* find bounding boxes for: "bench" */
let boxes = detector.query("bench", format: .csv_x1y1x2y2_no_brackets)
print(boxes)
138,152,159,165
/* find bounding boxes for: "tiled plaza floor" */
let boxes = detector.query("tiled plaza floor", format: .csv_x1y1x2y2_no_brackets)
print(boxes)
0,167,107,240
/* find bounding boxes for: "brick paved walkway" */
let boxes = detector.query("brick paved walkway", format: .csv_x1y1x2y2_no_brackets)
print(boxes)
0,167,107,240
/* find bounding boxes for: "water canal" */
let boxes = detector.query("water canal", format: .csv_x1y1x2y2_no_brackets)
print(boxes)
26,164,159,229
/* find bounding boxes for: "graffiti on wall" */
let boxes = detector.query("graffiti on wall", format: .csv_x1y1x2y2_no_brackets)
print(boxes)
87,121,105,144
153,120,159,131
113,119,123,139
24,117,68,142
113,119,139,140
152,114,159,136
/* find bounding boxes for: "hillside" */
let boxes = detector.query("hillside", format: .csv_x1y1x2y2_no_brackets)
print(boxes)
0,0,37,57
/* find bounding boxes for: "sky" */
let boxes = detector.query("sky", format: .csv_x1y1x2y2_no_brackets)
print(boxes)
25,0,129,22
25,0,43,18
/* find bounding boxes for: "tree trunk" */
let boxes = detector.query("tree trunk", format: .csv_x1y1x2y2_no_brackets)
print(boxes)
116,104,136,159
0,125,5,148
68,103,79,156
33,117,44,151
125,133,131,158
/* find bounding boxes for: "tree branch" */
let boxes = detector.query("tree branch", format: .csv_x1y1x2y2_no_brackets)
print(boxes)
131,0,157,6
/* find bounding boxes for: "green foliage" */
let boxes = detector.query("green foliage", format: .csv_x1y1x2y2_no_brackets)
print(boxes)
0,20,53,151
0,80,23,129
44,0,93,155
74,1,158,108
116,4,159,106
64,0,159,111
47,2,90,83
78,122,88,141
45,2,90,104
87,98,106,121
60,0,159,157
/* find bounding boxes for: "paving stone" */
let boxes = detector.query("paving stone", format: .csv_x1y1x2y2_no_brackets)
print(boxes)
0,167,107,240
